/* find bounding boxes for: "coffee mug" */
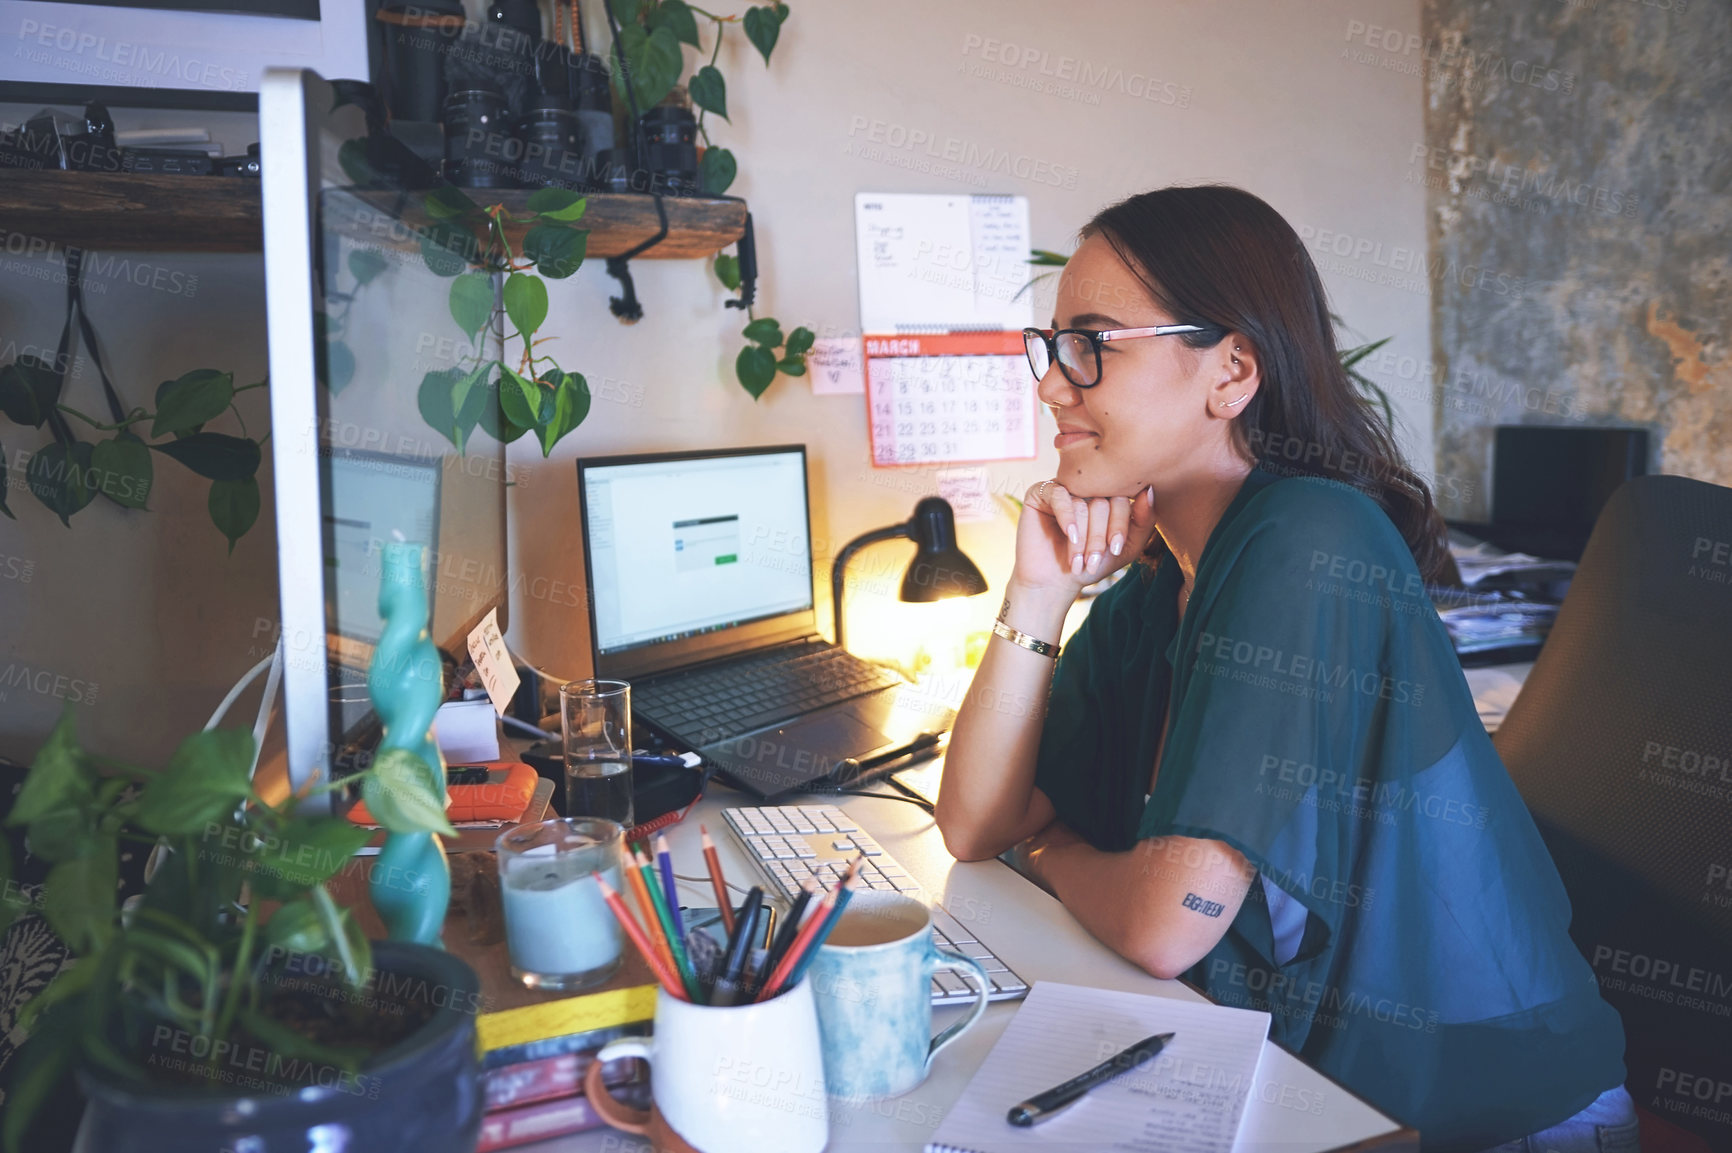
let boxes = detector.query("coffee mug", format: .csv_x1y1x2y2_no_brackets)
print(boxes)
806,891,991,1100
584,983,827,1153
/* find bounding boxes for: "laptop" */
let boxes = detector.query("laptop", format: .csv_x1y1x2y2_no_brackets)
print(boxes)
576,445,955,800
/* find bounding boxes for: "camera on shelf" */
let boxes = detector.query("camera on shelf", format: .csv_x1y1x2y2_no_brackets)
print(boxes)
382,0,706,196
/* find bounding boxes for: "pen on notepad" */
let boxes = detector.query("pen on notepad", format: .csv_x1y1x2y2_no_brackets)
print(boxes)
1006,1032,1175,1127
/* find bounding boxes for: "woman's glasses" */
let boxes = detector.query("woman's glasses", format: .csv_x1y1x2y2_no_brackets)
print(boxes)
1023,324,1209,389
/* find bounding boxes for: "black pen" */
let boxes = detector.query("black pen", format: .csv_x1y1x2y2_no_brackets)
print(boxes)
710,886,764,1007
1006,1032,1174,1127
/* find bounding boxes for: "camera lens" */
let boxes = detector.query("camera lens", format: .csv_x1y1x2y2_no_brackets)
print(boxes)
516,98,584,188
442,88,516,189
636,100,698,195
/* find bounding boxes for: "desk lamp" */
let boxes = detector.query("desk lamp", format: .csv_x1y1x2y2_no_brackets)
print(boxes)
831,496,989,650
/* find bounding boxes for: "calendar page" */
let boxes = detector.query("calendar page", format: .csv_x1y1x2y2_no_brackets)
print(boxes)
863,332,1037,466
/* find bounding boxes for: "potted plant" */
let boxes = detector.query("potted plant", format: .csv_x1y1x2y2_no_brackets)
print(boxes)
0,710,479,1153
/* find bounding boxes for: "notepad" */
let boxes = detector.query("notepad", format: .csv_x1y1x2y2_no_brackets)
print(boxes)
927,982,1272,1153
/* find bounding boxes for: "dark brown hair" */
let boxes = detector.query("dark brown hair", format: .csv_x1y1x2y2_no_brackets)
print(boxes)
1083,184,1454,584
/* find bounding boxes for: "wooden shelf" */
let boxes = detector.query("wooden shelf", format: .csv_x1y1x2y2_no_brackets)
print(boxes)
0,169,746,258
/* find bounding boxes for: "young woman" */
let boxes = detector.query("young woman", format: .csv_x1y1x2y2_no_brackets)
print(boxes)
935,186,1632,1153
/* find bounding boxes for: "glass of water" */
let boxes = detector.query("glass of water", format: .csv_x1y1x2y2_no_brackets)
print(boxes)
560,679,633,828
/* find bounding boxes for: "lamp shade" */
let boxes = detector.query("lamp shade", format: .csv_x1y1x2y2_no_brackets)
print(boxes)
898,497,989,603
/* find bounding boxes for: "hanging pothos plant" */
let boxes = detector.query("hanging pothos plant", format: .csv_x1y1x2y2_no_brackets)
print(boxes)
607,0,813,398
0,351,267,552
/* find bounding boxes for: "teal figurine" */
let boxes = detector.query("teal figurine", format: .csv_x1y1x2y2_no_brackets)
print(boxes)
368,540,451,945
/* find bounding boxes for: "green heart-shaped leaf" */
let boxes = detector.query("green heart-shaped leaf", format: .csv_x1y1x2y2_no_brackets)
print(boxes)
653,0,700,46
363,748,455,835
151,433,261,482
151,369,233,439
241,818,373,901
524,224,588,279
420,219,475,277
91,432,153,510
498,364,542,429
8,709,95,827
43,838,118,954
417,368,461,450
0,359,52,427
743,4,781,64
713,253,742,292
742,317,784,348
134,728,256,834
736,344,777,399
631,24,684,111
26,441,95,526
689,65,728,121
699,146,736,195
209,476,261,553
785,326,816,356
503,272,549,337
536,370,591,456
448,271,495,339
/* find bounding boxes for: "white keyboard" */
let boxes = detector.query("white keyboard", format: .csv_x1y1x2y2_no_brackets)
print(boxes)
720,804,1029,1006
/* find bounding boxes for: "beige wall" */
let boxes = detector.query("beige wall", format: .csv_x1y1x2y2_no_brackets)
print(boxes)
509,0,1435,680
0,0,1429,761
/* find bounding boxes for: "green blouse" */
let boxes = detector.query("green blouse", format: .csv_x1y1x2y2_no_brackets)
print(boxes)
1033,467,1625,1151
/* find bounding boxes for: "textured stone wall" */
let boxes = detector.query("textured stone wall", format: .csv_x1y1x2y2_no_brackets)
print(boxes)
1419,0,1730,519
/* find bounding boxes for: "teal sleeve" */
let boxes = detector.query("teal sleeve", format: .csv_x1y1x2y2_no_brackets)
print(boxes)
1032,574,1167,851
1142,480,1467,961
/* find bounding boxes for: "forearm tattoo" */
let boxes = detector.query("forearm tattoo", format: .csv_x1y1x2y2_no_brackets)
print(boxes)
1182,892,1226,918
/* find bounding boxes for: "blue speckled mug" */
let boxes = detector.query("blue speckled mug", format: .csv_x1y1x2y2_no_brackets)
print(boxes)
807,891,991,1100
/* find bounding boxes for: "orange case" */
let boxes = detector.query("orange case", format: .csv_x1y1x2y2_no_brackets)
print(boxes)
347,760,540,826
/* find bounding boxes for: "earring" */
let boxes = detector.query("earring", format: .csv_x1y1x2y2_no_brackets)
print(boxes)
1221,395,1249,410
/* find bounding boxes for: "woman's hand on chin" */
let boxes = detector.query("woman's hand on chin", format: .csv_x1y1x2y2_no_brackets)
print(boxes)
1013,479,1160,595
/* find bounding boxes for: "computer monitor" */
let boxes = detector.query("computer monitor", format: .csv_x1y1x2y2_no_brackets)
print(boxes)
1486,426,1649,560
261,69,510,795
577,447,817,680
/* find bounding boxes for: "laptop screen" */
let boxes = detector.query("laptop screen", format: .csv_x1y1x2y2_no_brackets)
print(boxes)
582,448,814,658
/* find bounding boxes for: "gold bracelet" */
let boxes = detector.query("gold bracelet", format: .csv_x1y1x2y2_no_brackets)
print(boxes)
991,618,1060,659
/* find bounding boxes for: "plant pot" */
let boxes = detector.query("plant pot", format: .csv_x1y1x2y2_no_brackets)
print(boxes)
72,941,484,1153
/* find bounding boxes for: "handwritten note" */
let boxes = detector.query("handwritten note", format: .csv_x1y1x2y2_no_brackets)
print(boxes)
854,193,1034,333
466,607,521,717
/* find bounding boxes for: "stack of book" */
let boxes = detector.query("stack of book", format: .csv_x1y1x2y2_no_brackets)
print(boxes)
474,990,654,1142
467,955,659,1150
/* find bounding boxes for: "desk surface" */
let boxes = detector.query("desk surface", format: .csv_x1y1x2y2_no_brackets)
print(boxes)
514,761,1414,1153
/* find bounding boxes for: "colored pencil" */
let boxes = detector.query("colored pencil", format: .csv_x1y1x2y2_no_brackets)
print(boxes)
654,834,688,943
754,858,861,1001
621,850,673,974
700,826,736,934
594,875,687,1001
636,847,701,1002
784,875,858,990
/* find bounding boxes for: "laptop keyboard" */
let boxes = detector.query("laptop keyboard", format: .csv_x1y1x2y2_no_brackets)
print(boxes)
636,643,902,741
721,804,1030,1007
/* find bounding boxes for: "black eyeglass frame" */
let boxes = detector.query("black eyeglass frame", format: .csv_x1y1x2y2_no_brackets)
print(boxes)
1023,324,1212,389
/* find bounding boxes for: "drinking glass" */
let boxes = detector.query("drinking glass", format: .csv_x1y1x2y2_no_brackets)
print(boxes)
561,679,634,827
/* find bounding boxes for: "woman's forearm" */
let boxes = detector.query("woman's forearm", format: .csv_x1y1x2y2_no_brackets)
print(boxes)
934,581,1074,860
1024,824,1253,981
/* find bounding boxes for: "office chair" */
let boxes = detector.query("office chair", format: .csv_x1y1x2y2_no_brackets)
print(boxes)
1495,475,1732,1153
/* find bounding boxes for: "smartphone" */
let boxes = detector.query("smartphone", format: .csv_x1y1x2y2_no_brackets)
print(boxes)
681,906,777,950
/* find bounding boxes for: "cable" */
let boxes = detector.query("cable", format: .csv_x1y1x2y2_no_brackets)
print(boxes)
810,787,935,815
